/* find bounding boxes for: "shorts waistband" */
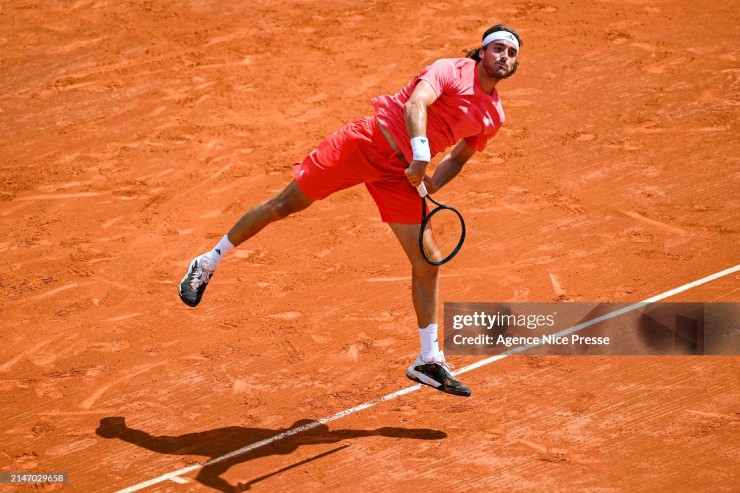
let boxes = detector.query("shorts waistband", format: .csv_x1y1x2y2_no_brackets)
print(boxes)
376,119,409,165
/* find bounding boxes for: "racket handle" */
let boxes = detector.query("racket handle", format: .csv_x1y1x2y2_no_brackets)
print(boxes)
416,182,428,198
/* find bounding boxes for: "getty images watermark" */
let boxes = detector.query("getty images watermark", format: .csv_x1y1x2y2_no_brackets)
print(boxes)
443,302,738,356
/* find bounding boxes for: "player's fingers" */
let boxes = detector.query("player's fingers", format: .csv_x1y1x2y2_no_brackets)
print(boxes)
404,168,421,186
405,173,421,187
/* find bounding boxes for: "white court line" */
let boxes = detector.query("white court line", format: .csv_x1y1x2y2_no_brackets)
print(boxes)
457,263,740,375
116,264,739,493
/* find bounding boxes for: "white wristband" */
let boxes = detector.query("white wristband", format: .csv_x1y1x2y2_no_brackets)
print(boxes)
410,136,431,162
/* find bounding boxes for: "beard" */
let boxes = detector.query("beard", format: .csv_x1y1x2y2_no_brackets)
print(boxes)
481,54,517,80
488,62,515,80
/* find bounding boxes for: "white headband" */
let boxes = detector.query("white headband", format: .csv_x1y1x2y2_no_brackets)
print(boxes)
482,31,520,52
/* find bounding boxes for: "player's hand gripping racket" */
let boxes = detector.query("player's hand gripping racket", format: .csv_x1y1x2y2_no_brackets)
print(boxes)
416,182,466,265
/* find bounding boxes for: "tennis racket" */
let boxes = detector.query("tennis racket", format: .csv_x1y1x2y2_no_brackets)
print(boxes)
416,182,466,265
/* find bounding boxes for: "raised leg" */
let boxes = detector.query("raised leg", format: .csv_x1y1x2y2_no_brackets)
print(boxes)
227,179,314,247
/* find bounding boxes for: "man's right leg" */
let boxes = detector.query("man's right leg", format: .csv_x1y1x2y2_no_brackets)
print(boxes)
179,180,314,307
227,179,314,247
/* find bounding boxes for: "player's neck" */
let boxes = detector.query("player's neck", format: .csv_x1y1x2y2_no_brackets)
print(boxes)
477,63,499,95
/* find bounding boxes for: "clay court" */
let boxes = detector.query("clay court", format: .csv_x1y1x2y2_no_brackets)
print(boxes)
1,0,738,491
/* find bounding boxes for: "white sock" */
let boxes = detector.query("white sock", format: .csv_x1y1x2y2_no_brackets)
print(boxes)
205,234,235,268
419,324,440,362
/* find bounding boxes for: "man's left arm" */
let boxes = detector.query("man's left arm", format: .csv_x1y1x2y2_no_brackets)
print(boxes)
424,140,477,194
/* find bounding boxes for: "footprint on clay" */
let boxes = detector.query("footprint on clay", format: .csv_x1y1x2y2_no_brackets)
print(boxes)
35,380,64,399
546,193,586,215
14,452,38,468
515,3,558,15
394,403,418,417
89,341,131,352
608,140,643,151
268,311,303,320
27,348,58,366
642,57,686,74
311,333,332,344
102,312,142,323
557,131,595,143
345,344,359,361
373,338,396,348
606,29,633,44
46,439,97,457
512,287,530,301
630,42,658,52
199,210,221,219
700,90,740,107
305,92,329,104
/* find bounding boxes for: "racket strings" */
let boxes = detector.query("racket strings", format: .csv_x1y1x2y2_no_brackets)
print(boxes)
421,208,464,263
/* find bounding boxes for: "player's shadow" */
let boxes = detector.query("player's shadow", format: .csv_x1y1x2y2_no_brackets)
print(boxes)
96,416,446,492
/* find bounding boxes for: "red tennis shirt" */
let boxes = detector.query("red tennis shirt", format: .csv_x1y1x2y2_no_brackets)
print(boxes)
371,57,505,162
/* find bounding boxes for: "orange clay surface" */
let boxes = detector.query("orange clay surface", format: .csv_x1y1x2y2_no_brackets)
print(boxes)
1,1,738,492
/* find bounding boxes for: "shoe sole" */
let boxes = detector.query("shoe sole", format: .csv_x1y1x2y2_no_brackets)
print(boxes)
406,366,471,397
178,291,199,307
178,258,202,307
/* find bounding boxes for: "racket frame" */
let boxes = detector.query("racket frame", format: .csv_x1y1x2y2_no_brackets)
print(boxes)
416,183,466,266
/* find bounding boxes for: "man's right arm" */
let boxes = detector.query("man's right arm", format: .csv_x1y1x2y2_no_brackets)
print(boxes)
403,80,439,187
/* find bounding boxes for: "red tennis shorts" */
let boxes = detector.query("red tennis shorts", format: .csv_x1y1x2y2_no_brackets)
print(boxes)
293,116,422,224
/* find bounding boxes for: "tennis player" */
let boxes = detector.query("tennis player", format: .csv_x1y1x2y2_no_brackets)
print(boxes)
179,25,523,397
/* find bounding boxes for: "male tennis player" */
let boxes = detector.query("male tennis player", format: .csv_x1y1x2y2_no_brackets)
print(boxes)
179,25,523,398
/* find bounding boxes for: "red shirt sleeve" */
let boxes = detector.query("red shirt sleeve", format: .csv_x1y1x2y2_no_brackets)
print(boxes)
418,59,460,97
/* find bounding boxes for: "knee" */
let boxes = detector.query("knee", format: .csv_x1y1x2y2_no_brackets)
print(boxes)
266,184,312,220
271,198,293,220
412,260,439,282
266,196,299,220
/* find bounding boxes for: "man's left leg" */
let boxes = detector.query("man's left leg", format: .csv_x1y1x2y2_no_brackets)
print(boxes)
388,222,471,397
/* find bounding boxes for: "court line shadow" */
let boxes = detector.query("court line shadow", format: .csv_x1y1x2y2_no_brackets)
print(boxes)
96,416,446,492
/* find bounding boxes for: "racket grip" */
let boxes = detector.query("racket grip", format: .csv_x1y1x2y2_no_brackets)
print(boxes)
416,182,428,198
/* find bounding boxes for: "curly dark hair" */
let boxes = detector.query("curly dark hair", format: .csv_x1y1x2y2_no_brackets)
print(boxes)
465,24,523,73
